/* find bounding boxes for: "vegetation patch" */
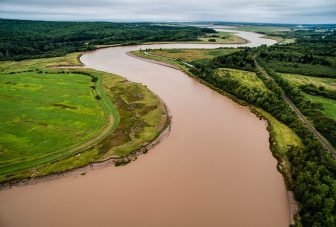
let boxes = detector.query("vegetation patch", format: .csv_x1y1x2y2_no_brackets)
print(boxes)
281,73,336,92
266,60,336,78
0,52,168,184
279,73,336,121
215,68,270,92
0,71,107,175
198,31,247,44
281,73,336,101
254,108,302,156
303,93,336,120
143,48,240,65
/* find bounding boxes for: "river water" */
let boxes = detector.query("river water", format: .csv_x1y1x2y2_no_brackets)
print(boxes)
0,29,288,227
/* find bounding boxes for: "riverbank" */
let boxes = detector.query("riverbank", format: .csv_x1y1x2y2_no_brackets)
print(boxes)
131,49,300,224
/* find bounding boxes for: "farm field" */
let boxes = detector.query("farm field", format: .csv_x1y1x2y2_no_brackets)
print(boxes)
304,93,336,120
0,53,168,183
280,73,336,120
281,73,336,92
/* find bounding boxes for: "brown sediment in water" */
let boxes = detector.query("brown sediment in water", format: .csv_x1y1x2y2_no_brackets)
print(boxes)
0,30,288,227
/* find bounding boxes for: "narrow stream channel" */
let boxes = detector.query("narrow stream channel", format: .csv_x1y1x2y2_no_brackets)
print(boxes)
0,29,289,227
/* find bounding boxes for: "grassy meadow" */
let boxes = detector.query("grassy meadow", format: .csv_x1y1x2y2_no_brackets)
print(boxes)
0,72,107,175
215,68,270,93
280,73,336,120
304,94,336,120
281,73,336,92
0,52,168,183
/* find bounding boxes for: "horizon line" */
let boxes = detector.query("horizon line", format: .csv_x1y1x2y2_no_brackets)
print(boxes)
1,17,336,26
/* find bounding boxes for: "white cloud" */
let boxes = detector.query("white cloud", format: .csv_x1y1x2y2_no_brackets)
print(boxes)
0,0,335,23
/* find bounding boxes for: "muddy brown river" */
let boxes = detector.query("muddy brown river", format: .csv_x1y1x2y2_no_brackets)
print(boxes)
0,30,289,226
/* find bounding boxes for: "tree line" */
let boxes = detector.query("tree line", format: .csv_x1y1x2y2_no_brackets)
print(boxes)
0,19,214,60
259,30,336,77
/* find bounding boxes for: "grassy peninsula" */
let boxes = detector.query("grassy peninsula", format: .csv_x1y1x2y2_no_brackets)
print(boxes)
0,52,169,184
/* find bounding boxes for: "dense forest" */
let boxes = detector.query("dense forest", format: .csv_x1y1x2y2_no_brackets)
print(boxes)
0,19,214,60
191,29,336,226
259,30,336,77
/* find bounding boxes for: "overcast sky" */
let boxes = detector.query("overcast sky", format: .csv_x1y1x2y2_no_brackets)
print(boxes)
0,0,335,24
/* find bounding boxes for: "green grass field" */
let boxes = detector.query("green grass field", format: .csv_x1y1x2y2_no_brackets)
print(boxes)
0,72,107,174
0,53,168,183
280,73,336,120
281,73,336,92
216,68,271,93
198,31,247,44
304,94,336,120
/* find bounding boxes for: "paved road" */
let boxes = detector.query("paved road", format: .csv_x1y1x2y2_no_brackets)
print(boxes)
254,56,336,158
